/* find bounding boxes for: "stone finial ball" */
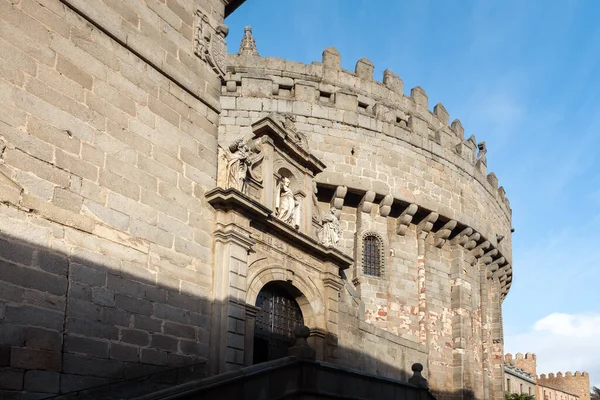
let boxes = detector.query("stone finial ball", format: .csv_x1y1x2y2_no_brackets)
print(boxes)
294,325,310,339
412,363,424,372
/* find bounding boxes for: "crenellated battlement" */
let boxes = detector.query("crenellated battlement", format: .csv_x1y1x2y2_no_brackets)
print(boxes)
538,370,591,400
225,40,512,221
538,371,590,380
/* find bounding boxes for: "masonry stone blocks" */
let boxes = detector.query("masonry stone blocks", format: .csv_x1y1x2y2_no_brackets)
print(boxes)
0,1,513,399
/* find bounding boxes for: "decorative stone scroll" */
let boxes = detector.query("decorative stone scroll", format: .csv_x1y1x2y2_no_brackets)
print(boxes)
450,227,473,246
379,195,394,217
269,113,308,151
417,212,438,239
434,219,457,248
396,203,418,236
194,10,228,79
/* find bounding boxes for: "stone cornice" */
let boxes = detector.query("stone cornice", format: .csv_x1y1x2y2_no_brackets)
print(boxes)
206,187,271,219
206,187,353,271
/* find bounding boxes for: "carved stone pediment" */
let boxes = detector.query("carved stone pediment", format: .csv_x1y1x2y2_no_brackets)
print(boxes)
205,187,353,271
252,114,325,175
208,114,352,271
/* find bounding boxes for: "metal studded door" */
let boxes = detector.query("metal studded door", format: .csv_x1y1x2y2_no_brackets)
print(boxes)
253,283,303,364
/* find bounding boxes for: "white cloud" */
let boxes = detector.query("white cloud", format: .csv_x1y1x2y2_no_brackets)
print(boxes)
506,313,600,387
534,313,600,338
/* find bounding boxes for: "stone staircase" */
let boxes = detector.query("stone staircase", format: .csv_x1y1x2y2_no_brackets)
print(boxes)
44,362,207,400
134,357,436,400
47,327,435,400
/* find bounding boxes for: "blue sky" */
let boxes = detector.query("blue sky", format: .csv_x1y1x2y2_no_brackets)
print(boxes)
227,0,600,387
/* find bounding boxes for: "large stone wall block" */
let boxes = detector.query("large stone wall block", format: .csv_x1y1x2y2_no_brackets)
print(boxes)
294,82,318,102
334,90,358,112
241,76,274,98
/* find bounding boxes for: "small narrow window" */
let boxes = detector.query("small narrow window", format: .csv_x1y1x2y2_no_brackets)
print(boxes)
362,235,382,276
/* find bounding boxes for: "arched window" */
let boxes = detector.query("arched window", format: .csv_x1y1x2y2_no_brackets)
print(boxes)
362,234,382,277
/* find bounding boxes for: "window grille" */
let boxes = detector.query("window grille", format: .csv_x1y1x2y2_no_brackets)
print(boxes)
362,235,382,276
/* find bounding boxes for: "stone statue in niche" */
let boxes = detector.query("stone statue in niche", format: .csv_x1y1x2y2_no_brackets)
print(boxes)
224,139,263,194
320,207,340,248
275,177,300,229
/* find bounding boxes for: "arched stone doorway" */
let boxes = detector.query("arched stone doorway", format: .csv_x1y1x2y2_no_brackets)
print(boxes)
253,281,304,364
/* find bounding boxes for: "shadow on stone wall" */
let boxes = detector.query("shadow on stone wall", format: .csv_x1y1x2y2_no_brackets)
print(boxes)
0,231,475,400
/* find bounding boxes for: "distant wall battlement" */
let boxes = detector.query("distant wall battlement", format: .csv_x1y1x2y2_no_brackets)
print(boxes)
225,46,512,222
505,352,537,362
538,371,590,400
539,372,590,379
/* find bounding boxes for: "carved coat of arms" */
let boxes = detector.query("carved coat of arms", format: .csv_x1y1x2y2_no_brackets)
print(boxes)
194,10,228,79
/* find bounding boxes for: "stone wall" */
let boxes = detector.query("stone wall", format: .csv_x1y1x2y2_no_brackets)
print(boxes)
0,0,227,396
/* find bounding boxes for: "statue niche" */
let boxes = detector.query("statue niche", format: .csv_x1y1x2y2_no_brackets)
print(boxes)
320,207,340,248
275,174,300,229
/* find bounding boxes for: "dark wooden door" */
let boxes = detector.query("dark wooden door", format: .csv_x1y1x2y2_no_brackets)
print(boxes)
253,283,303,363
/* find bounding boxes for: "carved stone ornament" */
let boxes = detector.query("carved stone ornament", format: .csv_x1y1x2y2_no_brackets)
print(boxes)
223,138,263,194
320,207,340,248
194,10,228,79
238,26,259,56
269,113,308,150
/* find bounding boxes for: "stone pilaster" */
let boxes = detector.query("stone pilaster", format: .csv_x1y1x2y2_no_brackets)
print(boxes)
416,212,438,345
243,304,260,366
490,276,504,400
480,265,491,400
209,211,256,373
450,244,475,399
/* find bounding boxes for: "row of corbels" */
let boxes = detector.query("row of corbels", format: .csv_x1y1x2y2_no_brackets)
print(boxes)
327,186,512,295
